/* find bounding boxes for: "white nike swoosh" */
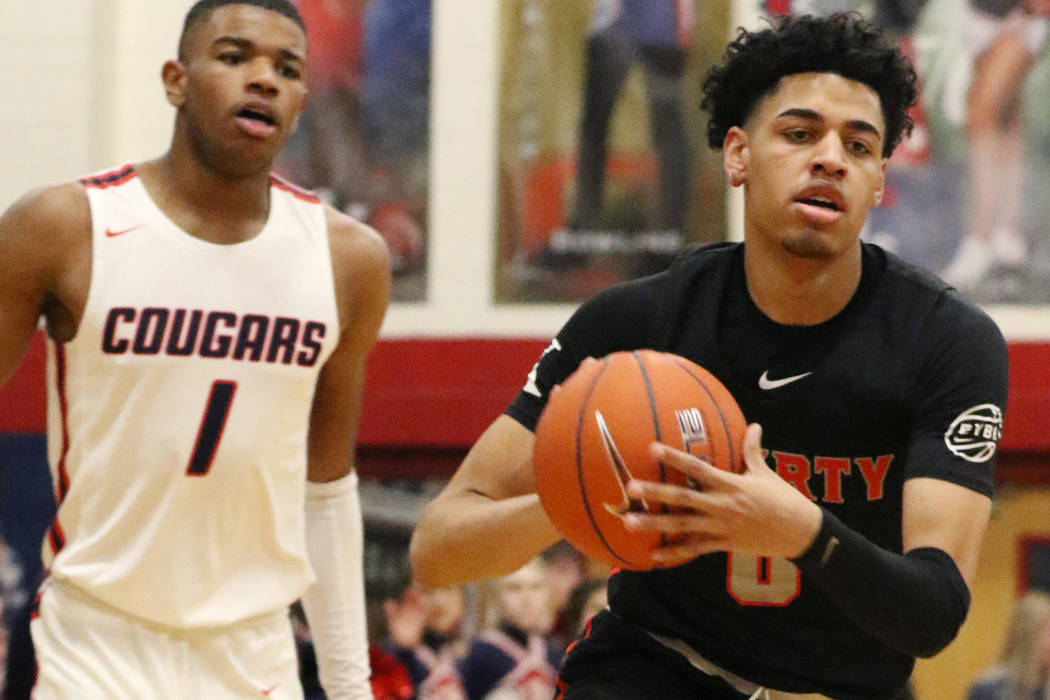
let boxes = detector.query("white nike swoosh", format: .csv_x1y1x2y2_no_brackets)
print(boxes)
595,410,646,517
758,370,813,390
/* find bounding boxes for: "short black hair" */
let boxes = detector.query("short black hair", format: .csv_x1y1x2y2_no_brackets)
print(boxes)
701,13,918,158
178,0,306,60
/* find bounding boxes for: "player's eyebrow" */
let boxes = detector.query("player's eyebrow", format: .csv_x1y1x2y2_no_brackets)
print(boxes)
776,108,882,139
212,36,305,64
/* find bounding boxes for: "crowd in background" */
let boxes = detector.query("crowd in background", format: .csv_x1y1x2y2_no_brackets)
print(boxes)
295,541,606,700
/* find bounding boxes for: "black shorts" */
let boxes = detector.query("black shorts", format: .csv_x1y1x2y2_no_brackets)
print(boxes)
555,610,752,700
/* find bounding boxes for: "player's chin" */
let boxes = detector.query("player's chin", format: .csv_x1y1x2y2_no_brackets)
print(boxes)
780,231,842,260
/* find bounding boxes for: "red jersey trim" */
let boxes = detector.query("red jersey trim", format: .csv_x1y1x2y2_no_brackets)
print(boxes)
52,344,71,502
269,173,321,203
79,164,136,189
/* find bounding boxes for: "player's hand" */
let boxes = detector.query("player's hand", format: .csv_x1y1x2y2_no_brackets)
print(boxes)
622,423,822,567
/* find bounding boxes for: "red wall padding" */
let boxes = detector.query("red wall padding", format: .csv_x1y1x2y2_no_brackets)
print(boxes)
2,333,1048,452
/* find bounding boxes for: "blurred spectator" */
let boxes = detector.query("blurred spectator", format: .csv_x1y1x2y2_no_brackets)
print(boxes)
540,541,589,649
458,559,562,700
561,578,608,644
384,583,470,699
370,643,416,700
940,0,1049,291
968,589,1050,700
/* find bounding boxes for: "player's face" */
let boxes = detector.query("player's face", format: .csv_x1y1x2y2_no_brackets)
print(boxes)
167,5,308,176
725,72,887,260
497,562,553,634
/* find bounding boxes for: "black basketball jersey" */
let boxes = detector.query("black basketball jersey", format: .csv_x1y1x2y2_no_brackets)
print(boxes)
505,242,1008,698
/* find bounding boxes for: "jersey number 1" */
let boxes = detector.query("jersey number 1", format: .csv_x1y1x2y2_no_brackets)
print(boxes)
186,380,237,476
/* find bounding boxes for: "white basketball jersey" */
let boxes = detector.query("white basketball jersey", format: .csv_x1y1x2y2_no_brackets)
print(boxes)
43,164,340,629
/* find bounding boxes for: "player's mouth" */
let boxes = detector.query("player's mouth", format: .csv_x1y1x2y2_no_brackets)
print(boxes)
234,104,278,139
792,184,845,225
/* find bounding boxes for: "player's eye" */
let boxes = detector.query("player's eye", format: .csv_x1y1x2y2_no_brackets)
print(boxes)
279,64,302,81
848,139,874,156
219,52,245,65
784,129,811,144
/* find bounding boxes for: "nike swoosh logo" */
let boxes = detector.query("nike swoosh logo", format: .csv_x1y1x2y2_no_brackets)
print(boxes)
758,370,813,390
595,410,647,518
261,682,280,696
105,225,141,238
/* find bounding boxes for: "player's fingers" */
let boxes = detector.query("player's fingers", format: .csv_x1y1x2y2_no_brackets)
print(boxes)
741,423,768,474
626,479,706,510
649,536,723,565
651,442,733,487
623,511,714,536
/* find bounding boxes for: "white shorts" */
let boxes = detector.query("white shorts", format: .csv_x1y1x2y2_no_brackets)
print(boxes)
968,6,1050,56
30,579,304,700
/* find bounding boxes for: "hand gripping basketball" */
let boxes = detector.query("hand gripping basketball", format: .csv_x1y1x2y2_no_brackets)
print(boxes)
532,350,747,570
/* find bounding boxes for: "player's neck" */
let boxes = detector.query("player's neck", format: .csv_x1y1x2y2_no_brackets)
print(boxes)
743,240,862,326
137,153,272,244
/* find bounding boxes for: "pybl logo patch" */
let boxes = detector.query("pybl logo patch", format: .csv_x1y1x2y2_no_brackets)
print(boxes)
944,404,1003,463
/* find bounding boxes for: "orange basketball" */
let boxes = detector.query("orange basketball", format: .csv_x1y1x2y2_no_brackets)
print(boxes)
532,350,747,571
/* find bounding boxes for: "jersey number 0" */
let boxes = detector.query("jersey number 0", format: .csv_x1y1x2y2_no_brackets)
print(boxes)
727,553,801,606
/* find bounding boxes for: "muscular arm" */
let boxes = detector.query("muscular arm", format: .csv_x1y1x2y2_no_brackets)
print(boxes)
784,476,989,657
300,208,390,700
0,184,90,385
410,415,562,588
306,208,391,484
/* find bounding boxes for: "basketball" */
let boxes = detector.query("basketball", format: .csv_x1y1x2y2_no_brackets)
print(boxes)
532,350,747,571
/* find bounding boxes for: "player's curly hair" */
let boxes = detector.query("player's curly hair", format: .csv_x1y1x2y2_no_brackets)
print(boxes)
701,13,918,158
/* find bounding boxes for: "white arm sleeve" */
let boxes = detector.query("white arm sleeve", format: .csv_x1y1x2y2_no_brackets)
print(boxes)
300,471,373,699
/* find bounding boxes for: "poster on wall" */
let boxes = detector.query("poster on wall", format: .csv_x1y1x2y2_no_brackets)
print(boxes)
771,0,1050,305
495,0,731,303
276,0,431,302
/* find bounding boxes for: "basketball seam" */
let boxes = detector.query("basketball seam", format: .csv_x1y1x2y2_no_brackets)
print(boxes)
633,351,670,553
670,356,740,473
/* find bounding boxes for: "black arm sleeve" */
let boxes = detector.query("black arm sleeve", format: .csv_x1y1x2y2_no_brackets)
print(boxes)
791,509,970,658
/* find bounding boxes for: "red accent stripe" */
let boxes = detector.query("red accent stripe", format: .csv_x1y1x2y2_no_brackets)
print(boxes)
53,344,71,502
79,164,136,189
47,517,65,555
269,173,320,203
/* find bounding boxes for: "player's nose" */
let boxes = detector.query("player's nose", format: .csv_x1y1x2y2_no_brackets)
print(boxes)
245,57,279,95
810,133,847,177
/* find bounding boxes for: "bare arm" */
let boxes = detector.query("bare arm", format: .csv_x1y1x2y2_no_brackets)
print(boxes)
300,208,390,700
410,414,562,588
0,183,90,385
901,476,990,586
307,208,391,483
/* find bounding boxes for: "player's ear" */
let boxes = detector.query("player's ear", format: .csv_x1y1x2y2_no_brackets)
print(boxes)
723,127,748,188
872,157,888,207
162,60,188,108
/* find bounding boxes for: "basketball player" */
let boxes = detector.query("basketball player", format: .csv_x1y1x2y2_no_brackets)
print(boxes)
0,1,390,698
412,14,1008,699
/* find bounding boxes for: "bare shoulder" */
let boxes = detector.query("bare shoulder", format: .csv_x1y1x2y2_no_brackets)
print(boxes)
0,181,91,291
0,181,92,371
323,205,392,339
0,181,90,246
324,205,391,275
